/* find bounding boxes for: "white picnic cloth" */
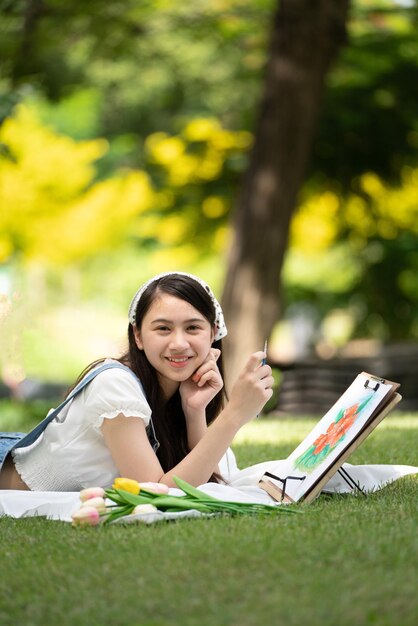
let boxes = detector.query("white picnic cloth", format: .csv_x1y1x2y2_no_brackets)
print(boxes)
0,462,416,524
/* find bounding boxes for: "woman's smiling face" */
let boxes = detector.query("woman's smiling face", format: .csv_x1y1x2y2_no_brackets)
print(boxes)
134,292,214,397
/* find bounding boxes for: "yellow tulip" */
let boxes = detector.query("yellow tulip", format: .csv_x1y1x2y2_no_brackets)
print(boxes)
112,477,140,495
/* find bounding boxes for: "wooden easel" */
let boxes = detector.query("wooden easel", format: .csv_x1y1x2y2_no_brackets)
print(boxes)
259,373,401,504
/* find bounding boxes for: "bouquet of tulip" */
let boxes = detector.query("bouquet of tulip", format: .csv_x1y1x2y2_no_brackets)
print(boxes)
71,476,299,526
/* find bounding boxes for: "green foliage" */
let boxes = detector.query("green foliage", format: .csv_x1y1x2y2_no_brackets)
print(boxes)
1,0,418,366
0,0,273,135
3,1,416,184
0,103,157,264
0,398,52,432
0,102,251,269
314,4,418,186
280,0,418,342
286,167,418,340
138,117,252,266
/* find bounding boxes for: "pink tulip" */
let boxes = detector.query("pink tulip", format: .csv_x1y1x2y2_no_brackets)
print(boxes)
79,487,105,502
139,482,169,494
81,497,106,513
71,506,101,527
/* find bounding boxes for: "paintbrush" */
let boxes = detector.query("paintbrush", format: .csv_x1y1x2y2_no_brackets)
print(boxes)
262,338,268,366
257,339,268,418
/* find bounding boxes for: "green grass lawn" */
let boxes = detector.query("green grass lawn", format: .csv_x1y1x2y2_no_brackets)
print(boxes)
0,412,417,626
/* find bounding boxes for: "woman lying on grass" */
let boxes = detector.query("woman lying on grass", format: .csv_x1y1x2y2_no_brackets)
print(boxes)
0,272,274,491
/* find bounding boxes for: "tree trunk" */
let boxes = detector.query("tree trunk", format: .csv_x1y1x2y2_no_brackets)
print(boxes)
221,0,350,382
10,0,46,86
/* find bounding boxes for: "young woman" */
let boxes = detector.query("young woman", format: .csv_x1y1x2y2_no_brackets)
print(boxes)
0,272,273,491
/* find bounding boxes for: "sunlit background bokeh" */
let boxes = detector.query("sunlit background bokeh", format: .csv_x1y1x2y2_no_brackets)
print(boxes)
1,0,418,386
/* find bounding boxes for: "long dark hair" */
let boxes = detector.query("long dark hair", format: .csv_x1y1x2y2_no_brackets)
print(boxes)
74,274,226,477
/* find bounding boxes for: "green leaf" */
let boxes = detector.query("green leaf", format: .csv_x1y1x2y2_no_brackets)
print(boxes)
105,483,301,520
144,496,212,513
103,504,133,525
112,489,157,506
172,476,219,501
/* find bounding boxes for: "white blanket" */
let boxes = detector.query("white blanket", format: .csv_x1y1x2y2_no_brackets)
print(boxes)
0,461,416,524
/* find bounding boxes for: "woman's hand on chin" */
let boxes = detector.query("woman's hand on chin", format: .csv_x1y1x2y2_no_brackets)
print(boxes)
179,348,223,414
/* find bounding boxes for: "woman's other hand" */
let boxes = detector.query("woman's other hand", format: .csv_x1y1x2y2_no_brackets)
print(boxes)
228,351,274,424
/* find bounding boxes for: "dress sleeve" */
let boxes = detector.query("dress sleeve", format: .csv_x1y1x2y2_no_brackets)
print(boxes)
81,366,152,428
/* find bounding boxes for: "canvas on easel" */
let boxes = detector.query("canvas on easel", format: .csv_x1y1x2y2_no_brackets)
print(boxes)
259,372,401,504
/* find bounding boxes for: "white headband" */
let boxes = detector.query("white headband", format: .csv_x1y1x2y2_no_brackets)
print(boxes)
128,271,227,342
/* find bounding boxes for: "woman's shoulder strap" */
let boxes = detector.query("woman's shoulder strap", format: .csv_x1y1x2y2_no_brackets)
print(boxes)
12,362,145,452
72,362,143,395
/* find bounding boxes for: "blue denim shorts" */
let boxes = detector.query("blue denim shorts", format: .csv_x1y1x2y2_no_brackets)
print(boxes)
0,433,26,472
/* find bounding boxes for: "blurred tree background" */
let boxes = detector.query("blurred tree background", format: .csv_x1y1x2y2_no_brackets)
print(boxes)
0,0,417,388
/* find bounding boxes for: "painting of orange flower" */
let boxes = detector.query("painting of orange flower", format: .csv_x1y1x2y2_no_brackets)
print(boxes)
294,394,374,473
